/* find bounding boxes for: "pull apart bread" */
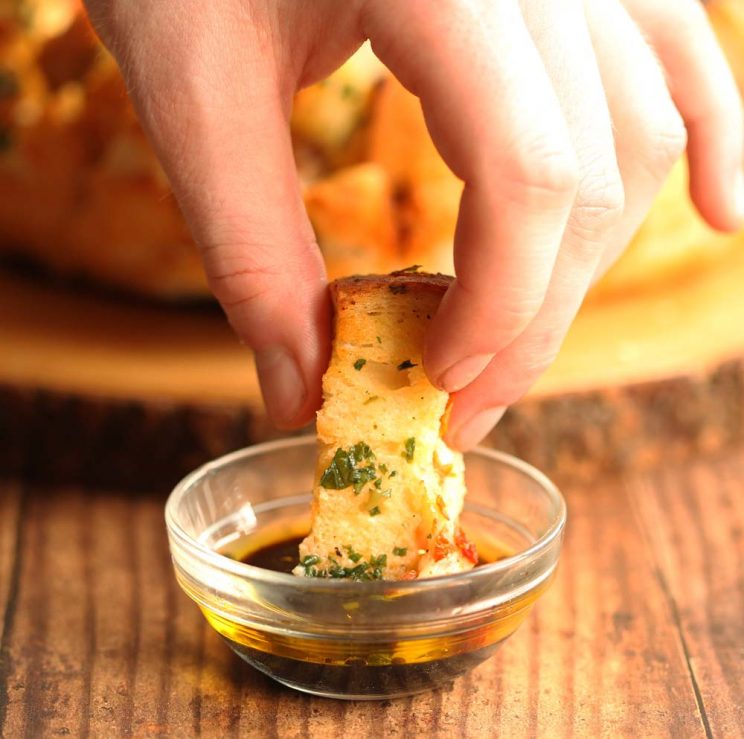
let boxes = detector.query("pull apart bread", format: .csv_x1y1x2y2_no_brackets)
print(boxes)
294,272,478,581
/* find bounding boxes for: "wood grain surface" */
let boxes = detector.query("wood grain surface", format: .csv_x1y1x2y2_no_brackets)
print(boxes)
1,446,743,737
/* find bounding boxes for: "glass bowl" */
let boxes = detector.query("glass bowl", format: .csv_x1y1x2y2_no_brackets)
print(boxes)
165,436,566,700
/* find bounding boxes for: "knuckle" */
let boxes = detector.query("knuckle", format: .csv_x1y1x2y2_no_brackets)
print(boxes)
522,349,558,386
496,383,529,408
457,279,544,343
498,348,559,406
568,174,625,250
498,364,548,406
499,139,580,207
199,217,321,310
493,299,544,341
637,111,688,181
206,258,282,310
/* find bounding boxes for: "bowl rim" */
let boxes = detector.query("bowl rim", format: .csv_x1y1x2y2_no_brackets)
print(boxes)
164,435,567,591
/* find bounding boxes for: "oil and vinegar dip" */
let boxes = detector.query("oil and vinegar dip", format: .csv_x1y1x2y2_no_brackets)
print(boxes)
200,521,551,697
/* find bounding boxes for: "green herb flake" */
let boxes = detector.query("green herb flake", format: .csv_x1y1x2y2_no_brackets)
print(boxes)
397,359,417,371
402,437,416,462
353,465,376,494
389,470,397,478
300,554,322,575
376,336,382,344
379,463,388,474
363,395,380,405
369,506,381,517
304,551,387,581
393,547,408,556
320,442,377,491
353,358,367,371
344,545,363,563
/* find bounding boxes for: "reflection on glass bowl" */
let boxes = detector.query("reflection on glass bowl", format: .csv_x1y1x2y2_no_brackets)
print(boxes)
165,436,566,700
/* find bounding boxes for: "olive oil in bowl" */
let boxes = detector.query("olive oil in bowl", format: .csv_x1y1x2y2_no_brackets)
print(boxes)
201,516,552,698
165,437,566,699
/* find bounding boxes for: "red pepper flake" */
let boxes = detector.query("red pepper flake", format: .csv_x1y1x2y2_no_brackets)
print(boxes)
455,528,478,565
400,569,418,580
433,533,454,562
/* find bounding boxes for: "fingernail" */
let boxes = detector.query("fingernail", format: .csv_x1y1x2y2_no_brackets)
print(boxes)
450,407,506,451
735,169,744,221
254,345,306,426
437,353,495,393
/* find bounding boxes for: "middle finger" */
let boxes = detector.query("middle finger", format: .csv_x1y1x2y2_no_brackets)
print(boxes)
446,0,627,447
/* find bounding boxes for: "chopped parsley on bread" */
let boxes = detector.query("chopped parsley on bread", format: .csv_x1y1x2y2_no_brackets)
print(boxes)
294,271,477,581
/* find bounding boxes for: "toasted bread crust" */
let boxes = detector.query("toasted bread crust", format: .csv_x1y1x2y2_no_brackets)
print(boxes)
330,271,452,306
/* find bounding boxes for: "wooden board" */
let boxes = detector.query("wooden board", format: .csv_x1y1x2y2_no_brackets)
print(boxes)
0,482,22,689
628,455,744,737
1,249,744,490
1,447,743,736
3,251,744,405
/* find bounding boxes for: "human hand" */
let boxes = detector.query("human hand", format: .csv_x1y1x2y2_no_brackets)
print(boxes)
84,0,743,447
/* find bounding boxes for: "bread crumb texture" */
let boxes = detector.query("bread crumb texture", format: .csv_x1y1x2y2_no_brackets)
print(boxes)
295,272,477,581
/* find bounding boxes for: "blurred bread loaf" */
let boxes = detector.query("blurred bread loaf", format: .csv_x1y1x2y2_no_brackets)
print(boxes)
0,0,742,299
295,271,477,581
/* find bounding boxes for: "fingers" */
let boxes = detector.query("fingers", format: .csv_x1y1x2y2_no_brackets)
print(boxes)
623,0,744,231
585,0,689,281
92,2,331,428
443,0,629,449
449,0,742,451
362,0,579,391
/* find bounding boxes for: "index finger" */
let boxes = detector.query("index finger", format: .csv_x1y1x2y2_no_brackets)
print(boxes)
362,0,579,393
92,2,331,428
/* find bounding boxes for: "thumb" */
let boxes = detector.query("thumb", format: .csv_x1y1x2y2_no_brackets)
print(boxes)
97,3,330,428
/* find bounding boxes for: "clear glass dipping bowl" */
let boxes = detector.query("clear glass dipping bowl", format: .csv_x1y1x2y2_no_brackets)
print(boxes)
165,436,566,700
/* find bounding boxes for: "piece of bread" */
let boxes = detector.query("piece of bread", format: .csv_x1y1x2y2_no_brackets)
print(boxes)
304,163,399,279
294,271,477,581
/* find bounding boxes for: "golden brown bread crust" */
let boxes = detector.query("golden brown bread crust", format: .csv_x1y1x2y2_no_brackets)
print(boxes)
303,164,398,278
330,271,452,303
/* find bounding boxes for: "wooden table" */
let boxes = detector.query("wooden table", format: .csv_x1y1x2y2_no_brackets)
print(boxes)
1,442,743,738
